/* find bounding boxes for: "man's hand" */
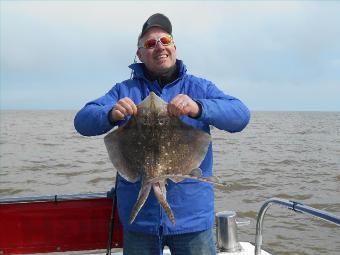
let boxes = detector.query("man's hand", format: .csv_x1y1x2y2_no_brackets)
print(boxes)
110,97,137,122
167,94,201,118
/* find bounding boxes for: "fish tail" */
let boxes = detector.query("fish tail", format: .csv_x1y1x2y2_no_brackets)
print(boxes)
129,183,152,224
153,182,176,225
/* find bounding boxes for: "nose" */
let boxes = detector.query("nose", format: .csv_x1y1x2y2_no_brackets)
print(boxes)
154,40,165,50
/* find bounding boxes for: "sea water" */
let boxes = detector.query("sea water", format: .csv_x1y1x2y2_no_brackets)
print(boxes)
0,111,339,255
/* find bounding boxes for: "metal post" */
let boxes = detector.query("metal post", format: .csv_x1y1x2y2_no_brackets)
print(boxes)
106,173,119,255
216,211,242,252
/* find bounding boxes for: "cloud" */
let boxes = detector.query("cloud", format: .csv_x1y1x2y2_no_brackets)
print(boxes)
1,1,340,110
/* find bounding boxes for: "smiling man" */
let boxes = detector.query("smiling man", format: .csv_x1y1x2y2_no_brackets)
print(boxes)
74,13,250,255
137,28,177,77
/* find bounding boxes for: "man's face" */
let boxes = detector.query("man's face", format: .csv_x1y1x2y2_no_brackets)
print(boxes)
137,27,177,75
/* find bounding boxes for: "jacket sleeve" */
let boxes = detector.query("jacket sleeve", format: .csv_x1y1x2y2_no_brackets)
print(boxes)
74,86,124,136
196,82,250,133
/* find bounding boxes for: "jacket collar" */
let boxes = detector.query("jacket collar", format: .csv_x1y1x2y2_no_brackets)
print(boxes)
129,59,187,80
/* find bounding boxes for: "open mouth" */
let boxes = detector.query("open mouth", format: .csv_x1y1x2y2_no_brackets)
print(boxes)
154,54,168,60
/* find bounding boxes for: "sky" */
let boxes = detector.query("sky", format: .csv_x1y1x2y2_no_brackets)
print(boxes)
1,1,340,111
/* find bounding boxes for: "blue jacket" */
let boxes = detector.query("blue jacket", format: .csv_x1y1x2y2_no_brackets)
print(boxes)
74,60,250,235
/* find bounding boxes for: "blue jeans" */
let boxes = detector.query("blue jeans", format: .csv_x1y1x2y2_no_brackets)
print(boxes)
123,228,216,255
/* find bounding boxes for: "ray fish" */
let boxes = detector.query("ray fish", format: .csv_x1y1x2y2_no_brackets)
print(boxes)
104,92,226,224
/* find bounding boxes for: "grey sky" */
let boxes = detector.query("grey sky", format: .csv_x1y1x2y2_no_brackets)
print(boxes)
1,1,340,110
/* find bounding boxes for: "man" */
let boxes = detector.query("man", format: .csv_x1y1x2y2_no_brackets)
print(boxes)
74,13,250,255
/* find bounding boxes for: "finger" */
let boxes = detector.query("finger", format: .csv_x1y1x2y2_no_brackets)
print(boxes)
173,97,197,117
167,103,180,117
167,103,176,116
111,109,125,121
176,101,190,115
114,104,128,116
178,96,194,111
178,103,192,117
123,97,138,115
170,104,186,117
174,104,185,117
119,100,135,116
122,97,137,107
117,97,138,115
170,94,186,106
131,102,138,115
168,95,186,116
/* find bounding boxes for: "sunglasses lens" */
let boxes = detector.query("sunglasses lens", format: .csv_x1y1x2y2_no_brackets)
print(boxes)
144,39,157,49
160,36,172,45
142,36,173,49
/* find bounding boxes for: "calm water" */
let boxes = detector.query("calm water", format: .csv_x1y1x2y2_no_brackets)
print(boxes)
0,111,339,254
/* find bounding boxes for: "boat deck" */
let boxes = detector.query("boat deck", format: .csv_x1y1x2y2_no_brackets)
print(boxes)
30,242,271,255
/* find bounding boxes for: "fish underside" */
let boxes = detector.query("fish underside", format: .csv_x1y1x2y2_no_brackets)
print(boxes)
104,92,225,225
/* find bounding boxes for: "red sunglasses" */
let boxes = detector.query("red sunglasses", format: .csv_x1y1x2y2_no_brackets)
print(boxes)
139,35,173,49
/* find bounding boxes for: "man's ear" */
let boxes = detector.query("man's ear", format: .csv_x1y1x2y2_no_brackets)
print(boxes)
137,49,143,63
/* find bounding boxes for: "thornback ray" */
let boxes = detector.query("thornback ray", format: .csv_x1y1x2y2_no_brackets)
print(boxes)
104,92,219,224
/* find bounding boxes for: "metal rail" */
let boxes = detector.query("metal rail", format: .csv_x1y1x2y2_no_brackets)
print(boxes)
0,192,108,204
254,197,340,255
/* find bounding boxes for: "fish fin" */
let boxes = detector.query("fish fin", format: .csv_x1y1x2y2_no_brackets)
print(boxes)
189,168,203,177
153,182,176,225
169,176,185,183
146,174,229,191
173,174,230,191
129,182,152,224
192,176,229,191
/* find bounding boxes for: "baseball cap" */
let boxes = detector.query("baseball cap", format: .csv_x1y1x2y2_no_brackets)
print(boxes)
139,13,172,39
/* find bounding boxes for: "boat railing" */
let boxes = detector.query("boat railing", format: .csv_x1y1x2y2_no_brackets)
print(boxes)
254,197,340,255
0,192,108,204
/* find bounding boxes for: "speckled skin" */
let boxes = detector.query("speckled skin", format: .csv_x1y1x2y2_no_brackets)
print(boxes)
104,92,211,224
